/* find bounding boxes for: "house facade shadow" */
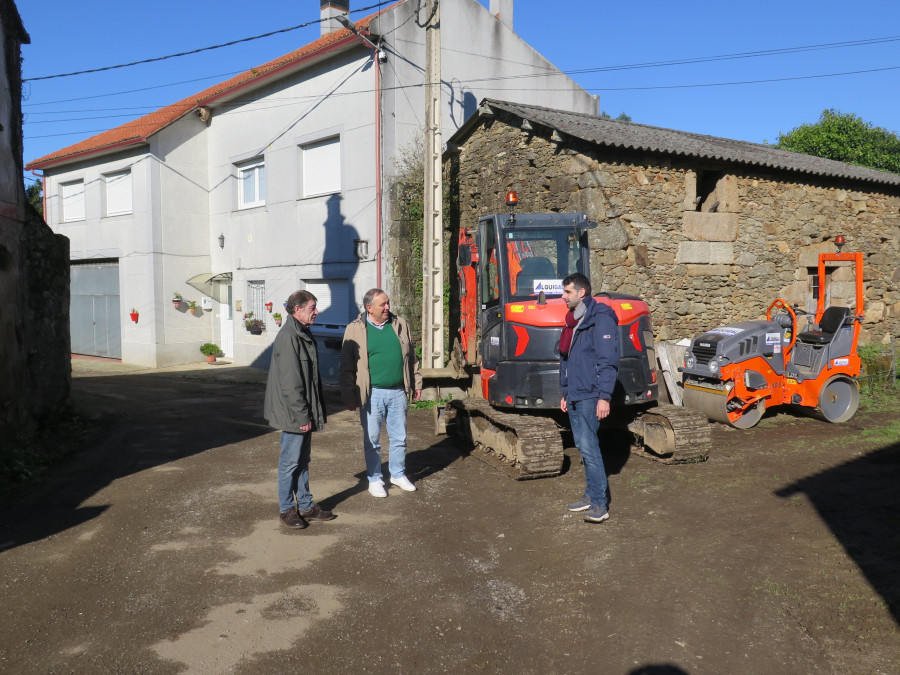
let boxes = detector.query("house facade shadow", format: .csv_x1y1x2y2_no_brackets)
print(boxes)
775,441,900,625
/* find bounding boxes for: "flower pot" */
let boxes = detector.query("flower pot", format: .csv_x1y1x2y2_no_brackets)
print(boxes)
274,319,282,327
265,302,273,312
206,354,217,363
249,325,263,335
189,307,197,315
130,312,139,323
172,299,180,308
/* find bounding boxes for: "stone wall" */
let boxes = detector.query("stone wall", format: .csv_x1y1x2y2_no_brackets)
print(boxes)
0,5,71,436
449,115,900,345
0,206,71,436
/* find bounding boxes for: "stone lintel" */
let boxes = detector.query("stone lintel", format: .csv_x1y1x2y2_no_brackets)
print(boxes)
682,212,739,242
677,241,734,264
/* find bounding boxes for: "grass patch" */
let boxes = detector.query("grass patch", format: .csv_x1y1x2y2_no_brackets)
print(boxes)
859,383,900,413
409,394,452,411
0,408,98,505
860,420,900,444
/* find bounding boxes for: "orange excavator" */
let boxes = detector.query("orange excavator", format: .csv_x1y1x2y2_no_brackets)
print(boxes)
437,192,710,478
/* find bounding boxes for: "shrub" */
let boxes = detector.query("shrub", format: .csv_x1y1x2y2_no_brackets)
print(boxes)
200,343,220,356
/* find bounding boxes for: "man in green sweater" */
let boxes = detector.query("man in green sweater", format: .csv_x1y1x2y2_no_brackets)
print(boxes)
339,289,423,497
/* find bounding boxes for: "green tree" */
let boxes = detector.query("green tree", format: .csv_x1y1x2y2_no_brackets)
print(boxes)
24,181,43,216
600,110,632,122
776,109,900,174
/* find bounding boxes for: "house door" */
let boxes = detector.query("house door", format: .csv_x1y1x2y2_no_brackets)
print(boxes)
70,261,122,358
219,283,234,358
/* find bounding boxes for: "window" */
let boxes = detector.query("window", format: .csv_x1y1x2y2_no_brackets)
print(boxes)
480,219,499,307
61,180,85,222
104,170,132,216
237,159,265,209
305,279,351,325
247,280,266,319
694,170,725,212
301,137,341,197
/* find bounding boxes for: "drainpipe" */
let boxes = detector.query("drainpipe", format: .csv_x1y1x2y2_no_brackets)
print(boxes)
374,46,382,288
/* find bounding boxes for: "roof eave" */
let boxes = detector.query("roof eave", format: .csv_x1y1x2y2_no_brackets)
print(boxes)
27,137,150,172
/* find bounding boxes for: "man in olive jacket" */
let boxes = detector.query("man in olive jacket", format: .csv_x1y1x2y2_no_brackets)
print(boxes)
339,288,422,498
264,290,335,529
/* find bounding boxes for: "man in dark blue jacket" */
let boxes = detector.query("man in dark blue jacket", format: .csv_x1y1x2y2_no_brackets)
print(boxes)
559,273,620,523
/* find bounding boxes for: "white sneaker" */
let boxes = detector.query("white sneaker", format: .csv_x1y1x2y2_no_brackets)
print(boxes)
368,480,387,498
390,475,417,492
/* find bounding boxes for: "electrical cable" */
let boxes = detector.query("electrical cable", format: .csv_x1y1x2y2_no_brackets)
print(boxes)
24,60,900,139
23,2,389,82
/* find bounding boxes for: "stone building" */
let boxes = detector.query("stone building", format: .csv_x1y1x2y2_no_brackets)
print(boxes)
446,99,900,345
0,0,70,436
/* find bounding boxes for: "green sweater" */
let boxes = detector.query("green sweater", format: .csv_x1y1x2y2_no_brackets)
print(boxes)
367,321,404,388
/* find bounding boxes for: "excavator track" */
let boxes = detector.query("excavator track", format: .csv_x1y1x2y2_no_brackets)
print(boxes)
627,404,712,464
444,398,565,479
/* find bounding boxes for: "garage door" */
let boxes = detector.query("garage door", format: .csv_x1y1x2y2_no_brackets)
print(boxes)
70,261,121,358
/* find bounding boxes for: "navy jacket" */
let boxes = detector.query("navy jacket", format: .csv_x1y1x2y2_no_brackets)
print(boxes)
559,296,620,402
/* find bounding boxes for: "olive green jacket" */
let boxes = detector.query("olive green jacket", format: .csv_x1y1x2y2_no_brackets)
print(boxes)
339,312,423,409
264,316,327,432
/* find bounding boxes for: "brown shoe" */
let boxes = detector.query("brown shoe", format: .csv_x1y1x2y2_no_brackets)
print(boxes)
280,507,308,529
298,504,336,522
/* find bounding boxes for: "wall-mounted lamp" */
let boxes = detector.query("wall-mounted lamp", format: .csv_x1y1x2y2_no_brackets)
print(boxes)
218,233,225,249
354,238,369,261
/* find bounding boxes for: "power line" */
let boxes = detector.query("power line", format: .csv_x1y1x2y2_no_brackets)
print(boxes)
23,60,900,137
23,71,245,107
25,59,900,140
564,35,900,76
24,29,900,117
585,64,900,91
23,2,389,82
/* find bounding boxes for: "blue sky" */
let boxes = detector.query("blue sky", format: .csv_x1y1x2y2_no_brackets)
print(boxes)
18,0,900,184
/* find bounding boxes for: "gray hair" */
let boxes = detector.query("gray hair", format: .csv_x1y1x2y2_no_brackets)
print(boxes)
362,288,387,309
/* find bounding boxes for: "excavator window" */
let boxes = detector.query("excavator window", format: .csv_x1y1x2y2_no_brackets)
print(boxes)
502,228,585,301
481,220,500,306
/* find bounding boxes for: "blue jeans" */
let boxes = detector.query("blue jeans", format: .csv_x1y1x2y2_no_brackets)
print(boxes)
277,431,314,513
567,397,609,508
360,387,408,482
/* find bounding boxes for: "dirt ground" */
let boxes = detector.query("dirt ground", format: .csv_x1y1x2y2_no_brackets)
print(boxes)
1,359,898,675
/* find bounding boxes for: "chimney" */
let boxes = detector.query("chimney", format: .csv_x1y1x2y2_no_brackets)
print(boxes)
321,0,350,36
489,0,513,32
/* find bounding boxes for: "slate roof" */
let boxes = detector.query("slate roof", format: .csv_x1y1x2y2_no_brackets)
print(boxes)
26,6,395,170
455,99,900,188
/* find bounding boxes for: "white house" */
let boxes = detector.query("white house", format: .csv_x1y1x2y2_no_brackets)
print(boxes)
27,0,597,373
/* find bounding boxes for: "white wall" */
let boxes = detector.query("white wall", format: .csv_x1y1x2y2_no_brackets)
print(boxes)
39,0,600,368
151,113,213,367
206,49,378,365
44,116,214,368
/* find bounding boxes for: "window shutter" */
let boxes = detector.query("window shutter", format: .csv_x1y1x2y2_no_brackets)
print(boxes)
105,171,132,216
62,181,85,222
306,279,351,325
302,137,341,197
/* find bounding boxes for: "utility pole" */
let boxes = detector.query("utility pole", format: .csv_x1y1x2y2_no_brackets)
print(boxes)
421,0,444,371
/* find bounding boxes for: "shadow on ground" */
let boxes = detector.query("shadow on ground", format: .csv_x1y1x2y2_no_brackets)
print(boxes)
776,440,900,625
0,372,342,551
